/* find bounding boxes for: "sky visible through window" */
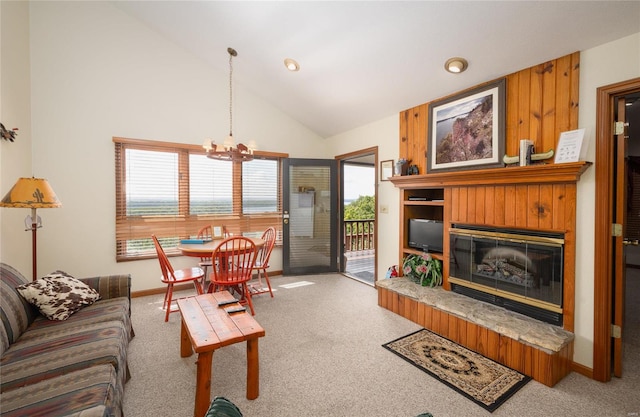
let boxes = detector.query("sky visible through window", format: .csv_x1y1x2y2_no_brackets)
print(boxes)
344,165,374,202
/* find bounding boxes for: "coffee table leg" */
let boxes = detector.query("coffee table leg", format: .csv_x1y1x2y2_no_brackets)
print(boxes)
194,350,213,417
180,320,193,358
246,338,260,400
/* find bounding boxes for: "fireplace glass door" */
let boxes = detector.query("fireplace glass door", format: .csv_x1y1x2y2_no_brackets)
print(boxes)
449,227,564,320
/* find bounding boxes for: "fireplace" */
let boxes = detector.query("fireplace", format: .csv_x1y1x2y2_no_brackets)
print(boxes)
449,225,564,326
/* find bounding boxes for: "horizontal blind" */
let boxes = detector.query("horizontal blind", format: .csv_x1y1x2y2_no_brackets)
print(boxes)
242,158,279,213
189,154,232,215
114,137,286,261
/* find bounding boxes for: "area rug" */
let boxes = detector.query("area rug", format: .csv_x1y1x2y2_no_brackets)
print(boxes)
383,329,530,413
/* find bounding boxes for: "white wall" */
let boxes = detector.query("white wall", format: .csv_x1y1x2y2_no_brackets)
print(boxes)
3,1,324,291
573,32,640,367
1,1,32,277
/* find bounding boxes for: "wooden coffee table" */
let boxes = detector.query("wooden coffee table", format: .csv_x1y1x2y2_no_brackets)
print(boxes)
177,292,265,417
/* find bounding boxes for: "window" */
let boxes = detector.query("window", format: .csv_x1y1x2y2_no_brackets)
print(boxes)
189,155,232,215
114,137,286,261
243,159,279,214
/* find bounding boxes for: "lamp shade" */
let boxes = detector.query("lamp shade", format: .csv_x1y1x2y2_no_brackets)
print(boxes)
0,177,62,208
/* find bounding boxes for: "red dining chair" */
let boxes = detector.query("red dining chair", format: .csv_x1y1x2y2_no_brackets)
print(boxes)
249,227,276,297
208,236,258,315
152,235,204,322
197,225,214,286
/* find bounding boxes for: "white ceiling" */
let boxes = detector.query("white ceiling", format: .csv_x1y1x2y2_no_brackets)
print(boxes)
112,1,640,138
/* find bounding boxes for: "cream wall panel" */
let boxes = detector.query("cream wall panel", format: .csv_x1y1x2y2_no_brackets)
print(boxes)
325,114,399,282
1,1,32,277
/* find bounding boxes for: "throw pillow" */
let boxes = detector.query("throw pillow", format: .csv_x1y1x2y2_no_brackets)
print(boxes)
16,271,100,320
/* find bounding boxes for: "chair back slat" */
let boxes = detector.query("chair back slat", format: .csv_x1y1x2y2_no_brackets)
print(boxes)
256,227,276,268
211,237,257,285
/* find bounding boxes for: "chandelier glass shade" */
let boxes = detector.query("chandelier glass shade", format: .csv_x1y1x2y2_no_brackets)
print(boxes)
204,47,254,162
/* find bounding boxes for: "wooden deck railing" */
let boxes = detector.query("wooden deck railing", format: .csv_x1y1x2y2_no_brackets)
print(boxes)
344,219,375,253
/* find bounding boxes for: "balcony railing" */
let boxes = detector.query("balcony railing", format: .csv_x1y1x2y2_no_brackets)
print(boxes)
344,219,375,253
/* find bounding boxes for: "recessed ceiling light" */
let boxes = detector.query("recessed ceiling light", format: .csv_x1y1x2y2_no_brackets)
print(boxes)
445,57,468,74
284,58,300,72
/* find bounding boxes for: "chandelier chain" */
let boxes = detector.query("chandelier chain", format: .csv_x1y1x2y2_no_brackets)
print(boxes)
203,47,252,162
229,50,233,137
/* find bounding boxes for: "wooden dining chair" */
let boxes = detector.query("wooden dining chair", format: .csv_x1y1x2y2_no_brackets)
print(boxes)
208,236,258,315
152,235,205,322
197,225,214,286
249,227,276,297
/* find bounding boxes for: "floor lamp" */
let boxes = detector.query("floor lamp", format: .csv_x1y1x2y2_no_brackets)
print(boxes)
0,177,62,281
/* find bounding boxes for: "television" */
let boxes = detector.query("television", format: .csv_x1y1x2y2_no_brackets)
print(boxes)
408,219,443,253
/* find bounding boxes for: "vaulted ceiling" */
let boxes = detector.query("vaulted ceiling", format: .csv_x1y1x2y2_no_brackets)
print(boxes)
112,1,640,138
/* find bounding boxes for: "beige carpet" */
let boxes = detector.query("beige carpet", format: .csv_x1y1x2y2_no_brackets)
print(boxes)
123,273,640,417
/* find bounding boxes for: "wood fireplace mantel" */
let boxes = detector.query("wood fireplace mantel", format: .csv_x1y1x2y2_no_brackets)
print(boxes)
389,161,592,188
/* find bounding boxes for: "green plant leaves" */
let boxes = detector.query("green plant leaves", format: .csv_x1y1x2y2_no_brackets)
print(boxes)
402,253,442,287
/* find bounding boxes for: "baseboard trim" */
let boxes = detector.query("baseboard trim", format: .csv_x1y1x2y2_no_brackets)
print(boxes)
570,361,593,379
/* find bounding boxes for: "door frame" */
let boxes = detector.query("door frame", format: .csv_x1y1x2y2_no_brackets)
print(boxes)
593,77,640,381
335,147,378,277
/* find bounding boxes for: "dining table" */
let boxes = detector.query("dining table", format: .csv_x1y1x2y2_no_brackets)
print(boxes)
178,237,265,294
177,237,265,258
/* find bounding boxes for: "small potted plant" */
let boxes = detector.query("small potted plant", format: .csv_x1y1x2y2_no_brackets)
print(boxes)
402,253,442,287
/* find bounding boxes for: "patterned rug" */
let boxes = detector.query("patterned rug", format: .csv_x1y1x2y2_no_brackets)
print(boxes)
383,329,530,413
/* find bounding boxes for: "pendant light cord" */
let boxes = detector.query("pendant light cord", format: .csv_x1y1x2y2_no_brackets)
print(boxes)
228,48,235,137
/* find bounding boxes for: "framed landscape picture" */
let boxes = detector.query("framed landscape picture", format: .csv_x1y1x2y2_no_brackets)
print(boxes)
427,78,505,173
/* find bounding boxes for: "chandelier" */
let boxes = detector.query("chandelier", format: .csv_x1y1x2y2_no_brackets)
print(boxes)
203,47,254,162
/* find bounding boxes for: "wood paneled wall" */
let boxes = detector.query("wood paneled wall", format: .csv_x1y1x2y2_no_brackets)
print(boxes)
400,52,580,175
448,184,575,231
396,52,582,333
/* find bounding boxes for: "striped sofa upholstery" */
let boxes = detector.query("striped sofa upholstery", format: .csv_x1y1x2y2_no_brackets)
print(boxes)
0,263,133,417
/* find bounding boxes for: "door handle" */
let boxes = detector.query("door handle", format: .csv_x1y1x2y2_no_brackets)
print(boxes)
623,238,639,246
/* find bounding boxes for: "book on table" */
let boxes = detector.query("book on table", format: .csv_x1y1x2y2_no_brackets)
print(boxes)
180,238,212,244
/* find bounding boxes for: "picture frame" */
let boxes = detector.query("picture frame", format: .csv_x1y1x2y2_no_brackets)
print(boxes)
427,78,505,173
380,159,393,181
212,226,223,239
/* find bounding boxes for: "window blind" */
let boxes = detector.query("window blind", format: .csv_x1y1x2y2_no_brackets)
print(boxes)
114,137,286,261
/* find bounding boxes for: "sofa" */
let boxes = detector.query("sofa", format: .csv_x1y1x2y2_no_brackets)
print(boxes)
0,263,133,417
